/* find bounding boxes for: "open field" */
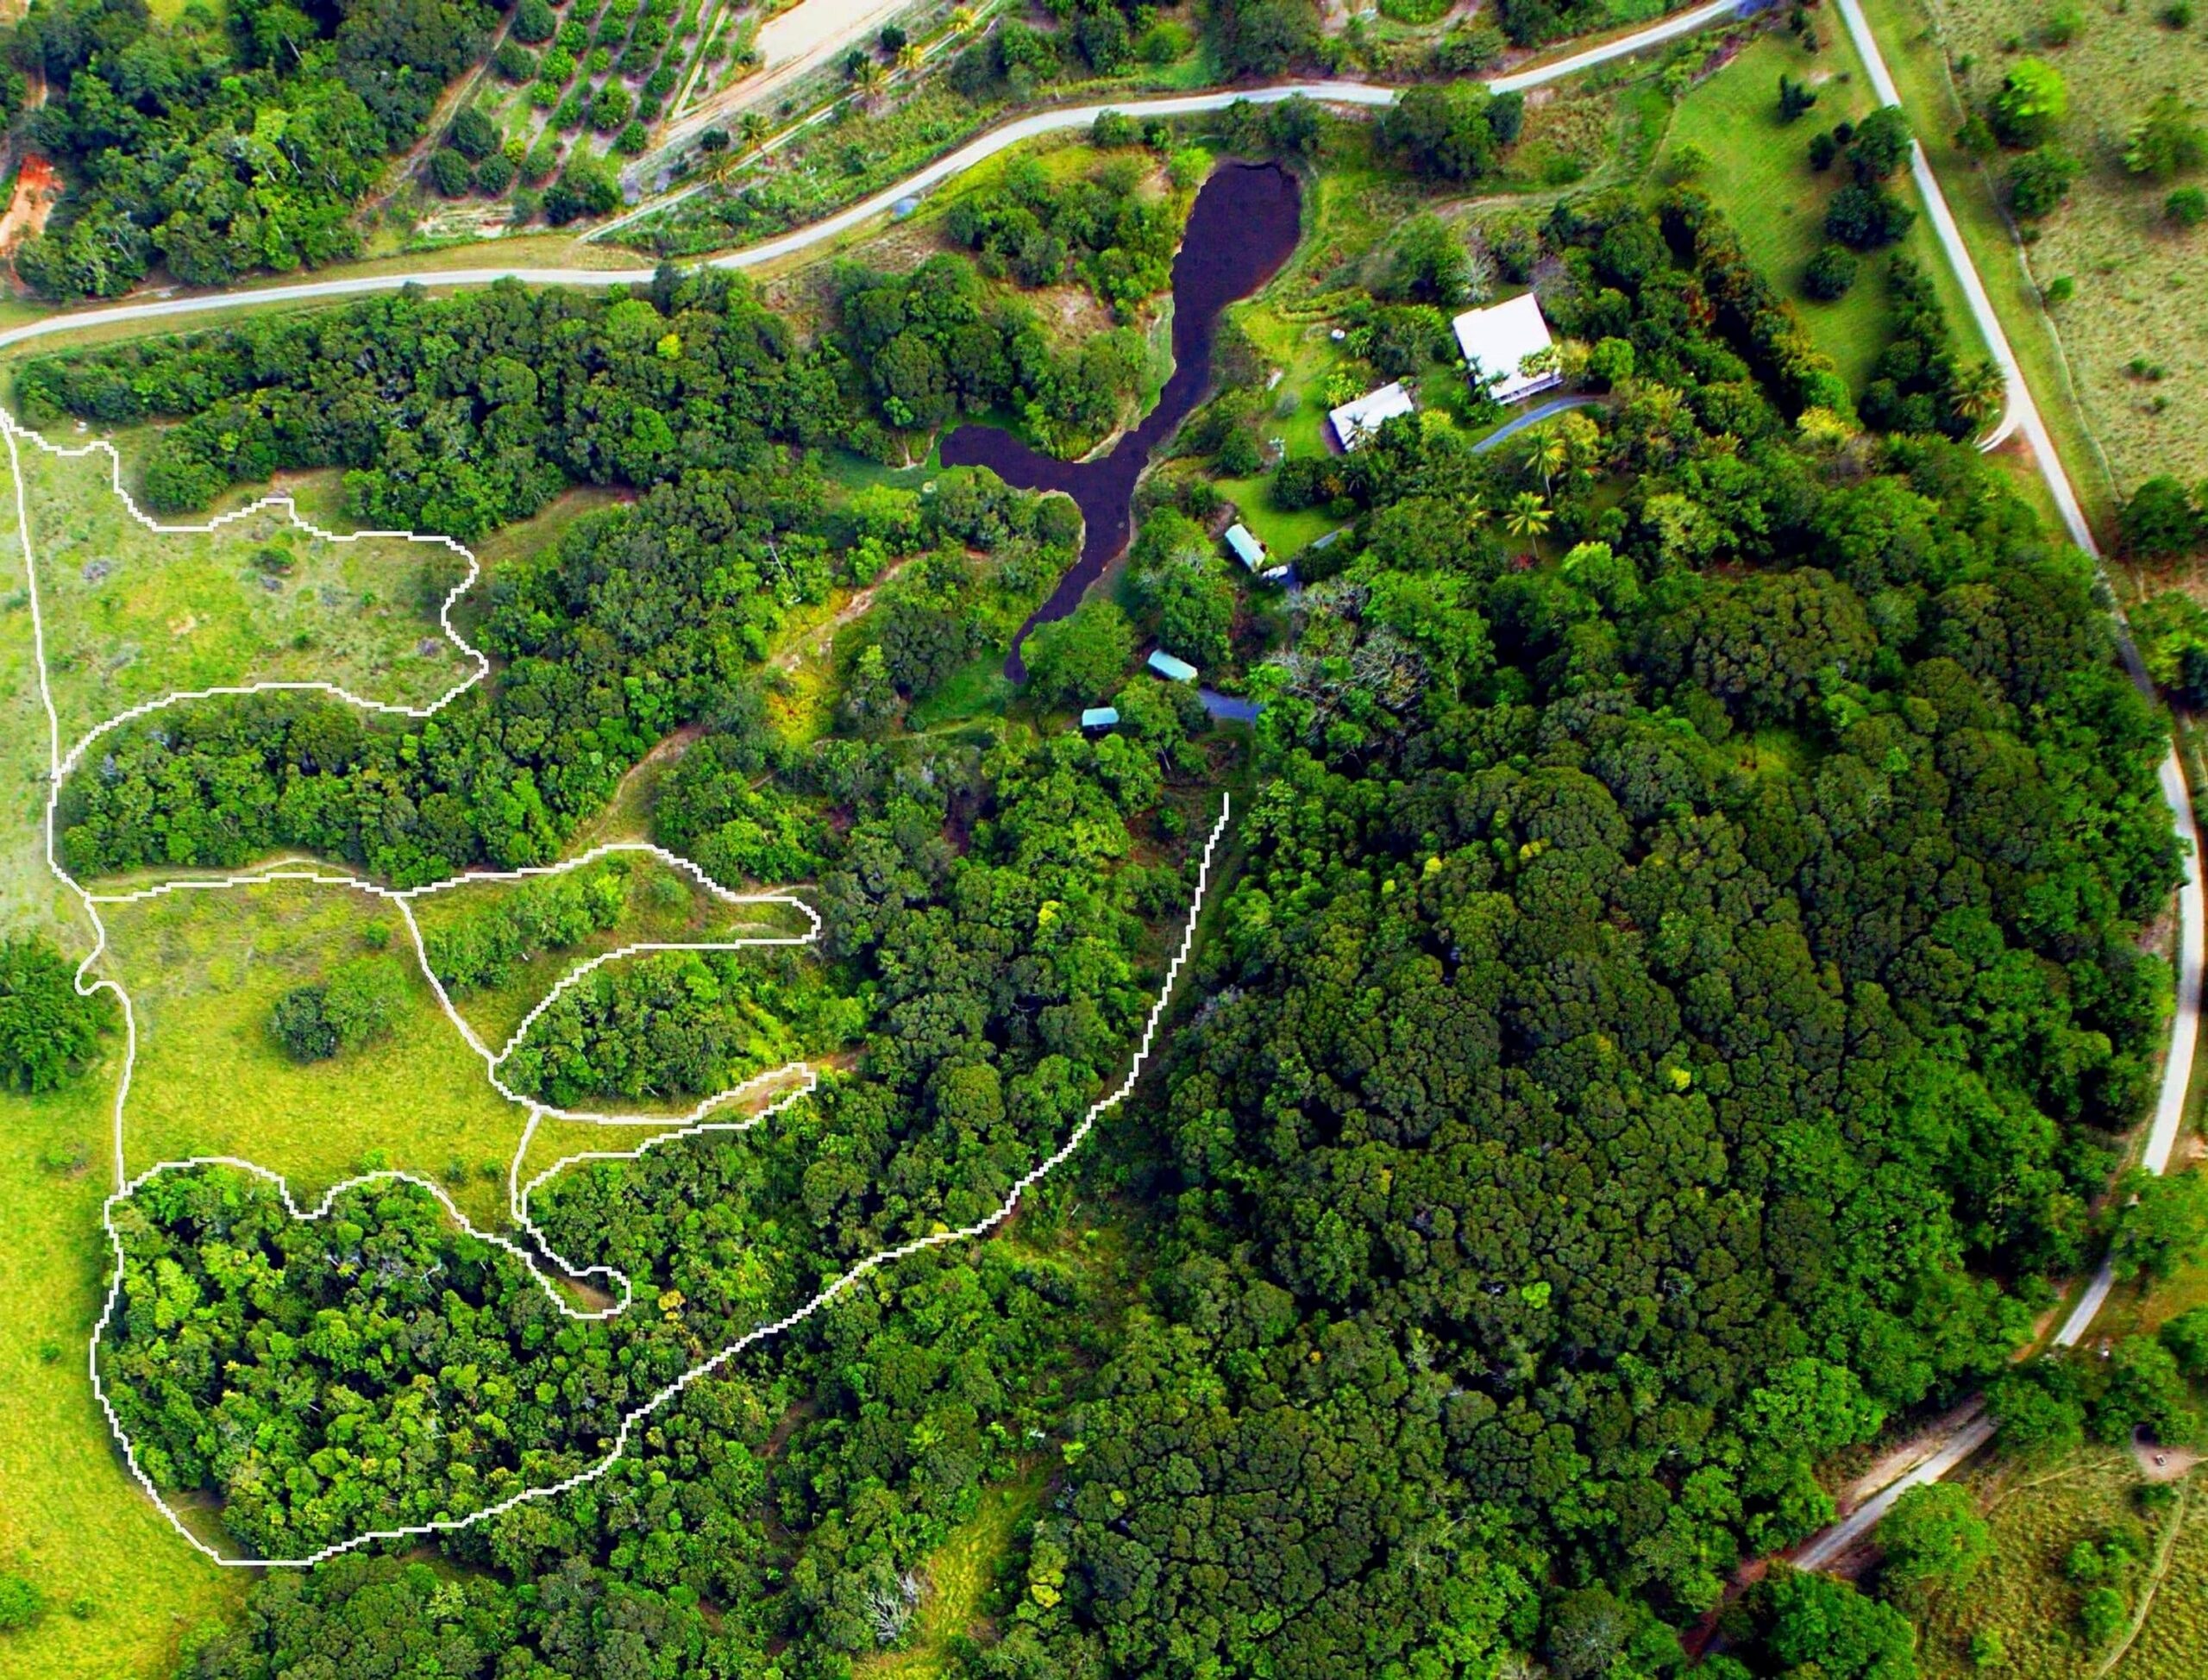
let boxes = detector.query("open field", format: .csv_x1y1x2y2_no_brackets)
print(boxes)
16,436,472,748
100,877,524,1229
1909,1445,2208,1679
1899,0,2208,500
0,1077,244,1680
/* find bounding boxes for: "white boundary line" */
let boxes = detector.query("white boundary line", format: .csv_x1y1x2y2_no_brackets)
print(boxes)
6,413,493,775
2,401,1233,1567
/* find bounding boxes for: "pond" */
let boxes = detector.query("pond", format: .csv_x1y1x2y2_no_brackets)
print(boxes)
938,160,1304,680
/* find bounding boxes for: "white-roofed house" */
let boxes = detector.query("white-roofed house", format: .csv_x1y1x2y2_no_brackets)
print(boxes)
1451,292,1562,404
1327,380,1416,451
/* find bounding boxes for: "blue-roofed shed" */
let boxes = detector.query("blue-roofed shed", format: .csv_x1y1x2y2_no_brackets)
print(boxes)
1224,523,1266,571
1147,650,1198,683
1080,705,1120,730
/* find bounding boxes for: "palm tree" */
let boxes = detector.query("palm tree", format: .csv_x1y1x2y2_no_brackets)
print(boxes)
950,3,977,29
1954,357,2005,429
1522,428,1566,494
1503,492,1551,542
896,41,924,74
851,59,888,104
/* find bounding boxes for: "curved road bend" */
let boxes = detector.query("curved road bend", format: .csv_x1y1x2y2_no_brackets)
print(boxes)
0,0,1753,354
1785,0,2207,1575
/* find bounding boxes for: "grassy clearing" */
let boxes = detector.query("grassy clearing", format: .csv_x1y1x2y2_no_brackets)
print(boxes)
1912,1447,2162,1677
0,1077,244,1679
907,649,1018,732
854,1467,1051,1679
102,877,522,1229
1655,27,1989,394
18,437,468,748
1898,0,2208,502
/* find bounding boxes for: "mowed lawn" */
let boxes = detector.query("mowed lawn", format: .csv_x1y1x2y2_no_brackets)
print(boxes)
16,436,473,747
0,1075,245,1677
1659,28,1987,396
103,876,524,1229
1910,0,2208,494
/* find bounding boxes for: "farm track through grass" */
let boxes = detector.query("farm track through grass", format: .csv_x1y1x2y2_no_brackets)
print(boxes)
1861,0,2178,536
0,445,75,943
1914,1448,2151,1677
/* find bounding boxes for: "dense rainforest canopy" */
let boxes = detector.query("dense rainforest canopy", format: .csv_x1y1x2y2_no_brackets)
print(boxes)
34,182,2186,1680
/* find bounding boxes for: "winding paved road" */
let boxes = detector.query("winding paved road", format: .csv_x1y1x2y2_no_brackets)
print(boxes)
1785,0,2206,1576
0,0,1750,354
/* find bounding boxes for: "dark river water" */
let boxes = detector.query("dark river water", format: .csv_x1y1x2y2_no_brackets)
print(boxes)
938,161,1304,679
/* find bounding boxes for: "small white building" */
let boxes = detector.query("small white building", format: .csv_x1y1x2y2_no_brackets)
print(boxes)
1327,381,1416,451
1148,649,1199,683
1224,523,1266,571
1452,292,1561,404
1079,705,1120,730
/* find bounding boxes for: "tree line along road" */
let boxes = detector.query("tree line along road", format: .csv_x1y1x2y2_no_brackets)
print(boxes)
0,0,1750,355
1789,0,2205,1574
